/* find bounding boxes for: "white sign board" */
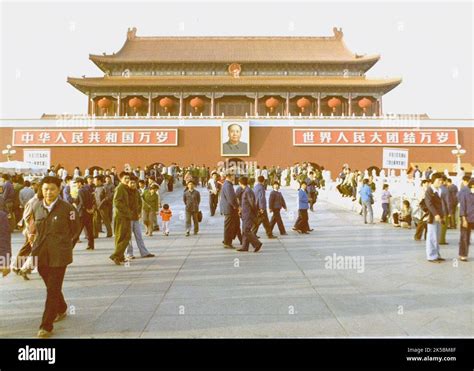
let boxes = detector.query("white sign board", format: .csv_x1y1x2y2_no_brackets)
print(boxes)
23,149,51,169
383,148,409,170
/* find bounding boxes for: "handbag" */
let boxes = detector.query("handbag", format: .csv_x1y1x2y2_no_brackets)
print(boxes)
197,210,203,223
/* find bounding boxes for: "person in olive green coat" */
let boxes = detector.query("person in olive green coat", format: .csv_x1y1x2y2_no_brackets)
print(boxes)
142,184,160,236
110,172,132,265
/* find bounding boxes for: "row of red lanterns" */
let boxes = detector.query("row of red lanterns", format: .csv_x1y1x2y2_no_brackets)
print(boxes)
96,96,373,113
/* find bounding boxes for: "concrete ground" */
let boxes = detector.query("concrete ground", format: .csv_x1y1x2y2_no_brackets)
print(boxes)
0,187,472,338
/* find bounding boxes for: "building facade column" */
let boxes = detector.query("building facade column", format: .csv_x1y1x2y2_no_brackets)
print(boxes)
348,92,352,116
148,92,152,116
211,92,215,117
317,93,321,116
179,92,184,117
286,92,290,116
254,93,259,116
91,95,95,116
378,97,383,116
117,93,121,116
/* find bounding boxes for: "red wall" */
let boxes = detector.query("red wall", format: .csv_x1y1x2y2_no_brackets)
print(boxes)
1,126,472,175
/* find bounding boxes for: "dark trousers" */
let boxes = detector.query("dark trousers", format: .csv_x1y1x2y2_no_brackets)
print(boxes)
459,222,473,257
242,218,261,250
381,203,390,222
270,209,286,235
186,211,199,233
14,237,32,269
252,210,273,236
414,218,428,240
449,206,457,228
93,207,112,237
209,193,218,216
294,209,310,232
167,177,174,192
80,213,94,249
309,191,317,211
38,265,67,332
112,216,132,260
223,212,236,245
233,211,242,244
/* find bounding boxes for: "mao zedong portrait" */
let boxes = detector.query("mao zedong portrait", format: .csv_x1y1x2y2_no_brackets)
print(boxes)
222,123,249,155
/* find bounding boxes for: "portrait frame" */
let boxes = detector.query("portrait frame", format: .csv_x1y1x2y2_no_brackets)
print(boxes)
220,120,250,157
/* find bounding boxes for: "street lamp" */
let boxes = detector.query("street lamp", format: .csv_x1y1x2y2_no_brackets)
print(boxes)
2,144,16,161
451,144,466,173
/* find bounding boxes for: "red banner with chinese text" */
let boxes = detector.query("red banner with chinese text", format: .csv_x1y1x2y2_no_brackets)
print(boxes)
293,129,458,146
12,129,178,146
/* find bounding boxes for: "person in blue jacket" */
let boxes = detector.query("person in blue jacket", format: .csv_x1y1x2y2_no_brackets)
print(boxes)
292,182,312,234
359,178,374,224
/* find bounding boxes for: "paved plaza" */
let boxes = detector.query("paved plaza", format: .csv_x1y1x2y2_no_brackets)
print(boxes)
0,187,472,338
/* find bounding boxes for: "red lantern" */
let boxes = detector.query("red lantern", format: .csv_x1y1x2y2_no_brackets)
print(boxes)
190,97,204,112
358,97,372,113
97,97,112,114
128,97,143,112
159,97,174,112
265,97,280,113
327,97,342,112
297,97,311,113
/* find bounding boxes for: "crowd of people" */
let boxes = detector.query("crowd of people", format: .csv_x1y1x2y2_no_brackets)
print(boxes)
334,164,474,263
0,160,472,338
0,161,324,337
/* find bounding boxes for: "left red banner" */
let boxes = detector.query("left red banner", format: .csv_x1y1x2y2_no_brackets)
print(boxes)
12,129,178,146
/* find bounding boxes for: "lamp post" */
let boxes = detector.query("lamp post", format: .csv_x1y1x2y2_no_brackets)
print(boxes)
451,144,466,173
2,144,16,161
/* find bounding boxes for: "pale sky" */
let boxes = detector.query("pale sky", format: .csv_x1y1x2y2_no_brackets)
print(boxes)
1,0,473,119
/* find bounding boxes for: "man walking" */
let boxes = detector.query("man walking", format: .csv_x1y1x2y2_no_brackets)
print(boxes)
447,178,459,229
269,181,287,235
458,177,474,262
237,177,262,252
126,177,154,259
75,178,95,250
293,182,311,234
93,176,112,238
424,173,446,263
31,176,81,337
183,180,201,236
439,175,450,245
110,172,132,265
306,172,318,212
220,173,239,248
359,179,374,224
207,172,221,217
252,176,276,239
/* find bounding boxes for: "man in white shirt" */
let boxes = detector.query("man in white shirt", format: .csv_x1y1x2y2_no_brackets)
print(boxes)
207,172,221,216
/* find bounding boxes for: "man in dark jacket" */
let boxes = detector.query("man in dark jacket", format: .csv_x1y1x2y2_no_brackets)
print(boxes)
110,172,132,265
183,180,201,236
0,197,11,277
237,177,262,252
252,176,276,239
31,176,81,337
93,175,112,238
269,181,288,236
424,173,446,263
75,178,95,250
219,173,240,248
458,177,474,261
446,178,459,229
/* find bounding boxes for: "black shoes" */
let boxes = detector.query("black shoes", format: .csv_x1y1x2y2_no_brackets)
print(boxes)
110,256,122,265
143,254,155,258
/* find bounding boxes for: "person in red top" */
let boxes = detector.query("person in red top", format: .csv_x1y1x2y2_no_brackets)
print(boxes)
159,204,172,236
